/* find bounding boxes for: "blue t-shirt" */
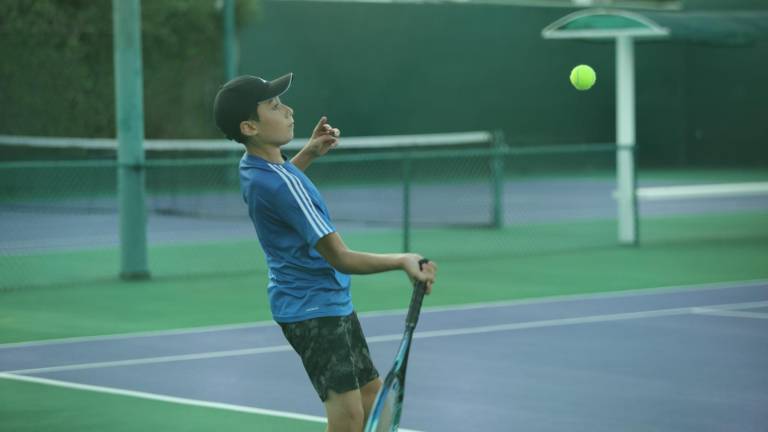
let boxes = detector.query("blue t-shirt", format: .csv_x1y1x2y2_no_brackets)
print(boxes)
240,152,352,323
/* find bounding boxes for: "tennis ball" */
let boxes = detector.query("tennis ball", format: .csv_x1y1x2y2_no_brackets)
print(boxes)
570,64,596,91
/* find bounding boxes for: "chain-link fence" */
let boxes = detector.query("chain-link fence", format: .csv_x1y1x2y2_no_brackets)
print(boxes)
0,133,623,290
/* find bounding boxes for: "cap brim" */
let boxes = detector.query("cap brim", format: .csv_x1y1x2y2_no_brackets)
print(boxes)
266,73,293,99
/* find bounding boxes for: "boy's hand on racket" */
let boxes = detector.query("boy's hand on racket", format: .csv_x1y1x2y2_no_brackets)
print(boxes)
306,116,340,157
402,254,437,294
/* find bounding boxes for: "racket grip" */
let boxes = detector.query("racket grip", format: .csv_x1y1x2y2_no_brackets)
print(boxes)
406,259,429,328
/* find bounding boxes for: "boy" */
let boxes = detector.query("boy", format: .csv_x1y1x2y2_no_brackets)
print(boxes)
213,73,438,432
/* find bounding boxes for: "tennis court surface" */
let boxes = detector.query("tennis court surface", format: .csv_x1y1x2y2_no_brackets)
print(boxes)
4,2,768,431
2,136,767,430
2,280,766,432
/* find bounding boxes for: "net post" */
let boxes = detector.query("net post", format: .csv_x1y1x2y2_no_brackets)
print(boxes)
616,36,639,246
113,0,150,280
491,130,506,229
402,154,412,253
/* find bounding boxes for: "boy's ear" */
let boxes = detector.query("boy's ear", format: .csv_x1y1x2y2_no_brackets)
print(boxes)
240,119,258,138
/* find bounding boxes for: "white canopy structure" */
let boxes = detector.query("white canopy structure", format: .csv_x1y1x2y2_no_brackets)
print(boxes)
542,8,768,245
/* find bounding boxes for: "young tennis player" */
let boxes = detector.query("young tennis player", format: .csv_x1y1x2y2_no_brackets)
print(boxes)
213,73,438,432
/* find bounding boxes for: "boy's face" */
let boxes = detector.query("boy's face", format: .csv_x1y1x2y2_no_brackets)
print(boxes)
246,96,294,146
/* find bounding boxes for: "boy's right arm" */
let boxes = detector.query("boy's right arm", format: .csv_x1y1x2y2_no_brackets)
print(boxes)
315,232,437,292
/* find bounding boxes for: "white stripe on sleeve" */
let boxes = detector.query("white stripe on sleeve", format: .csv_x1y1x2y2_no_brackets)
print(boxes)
274,165,334,234
268,165,326,238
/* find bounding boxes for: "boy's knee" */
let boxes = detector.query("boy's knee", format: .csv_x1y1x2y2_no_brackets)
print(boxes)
326,391,365,432
329,408,364,429
327,410,364,432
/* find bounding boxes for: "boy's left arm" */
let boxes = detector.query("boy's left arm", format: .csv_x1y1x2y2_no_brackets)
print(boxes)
291,116,340,171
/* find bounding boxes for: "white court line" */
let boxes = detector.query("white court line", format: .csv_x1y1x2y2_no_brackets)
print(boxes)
0,373,426,432
2,278,766,350
405,300,768,340
6,345,293,375
0,321,278,350
387,279,768,315
8,300,768,376
636,182,768,200
692,308,768,320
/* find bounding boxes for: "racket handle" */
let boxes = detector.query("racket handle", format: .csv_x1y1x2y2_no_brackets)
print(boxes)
406,258,429,328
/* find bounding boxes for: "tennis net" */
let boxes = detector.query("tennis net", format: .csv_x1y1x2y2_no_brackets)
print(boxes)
0,132,497,224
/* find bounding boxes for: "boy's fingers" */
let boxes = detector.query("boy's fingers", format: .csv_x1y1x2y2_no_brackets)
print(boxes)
315,124,337,138
312,117,328,134
421,270,435,283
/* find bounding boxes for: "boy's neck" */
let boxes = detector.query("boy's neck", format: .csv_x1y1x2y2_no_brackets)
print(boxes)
246,141,284,164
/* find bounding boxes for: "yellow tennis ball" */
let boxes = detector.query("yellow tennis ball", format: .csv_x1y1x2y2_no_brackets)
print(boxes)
570,64,596,91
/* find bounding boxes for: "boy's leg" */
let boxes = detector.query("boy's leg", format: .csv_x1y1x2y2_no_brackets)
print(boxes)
324,388,365,432
280,312,380,432
360,377,382,422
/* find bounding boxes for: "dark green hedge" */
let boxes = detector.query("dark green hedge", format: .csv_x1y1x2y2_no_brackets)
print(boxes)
0,0,260,139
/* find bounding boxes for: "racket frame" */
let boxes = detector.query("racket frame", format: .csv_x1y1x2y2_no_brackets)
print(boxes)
364,259,429,432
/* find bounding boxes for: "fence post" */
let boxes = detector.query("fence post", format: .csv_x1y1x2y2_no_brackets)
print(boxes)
402,154,412,253
113,0,150,280
222,0,242,187
222,0,238,81
491,130,506,229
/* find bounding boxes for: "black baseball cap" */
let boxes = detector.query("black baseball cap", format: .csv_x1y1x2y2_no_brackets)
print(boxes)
213,73,293,141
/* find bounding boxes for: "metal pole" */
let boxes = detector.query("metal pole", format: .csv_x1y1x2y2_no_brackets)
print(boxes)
113,0,150,280
222,0,241,185
223,0,238,80
491,130,506,229
402,157,412,253
616,36,638,245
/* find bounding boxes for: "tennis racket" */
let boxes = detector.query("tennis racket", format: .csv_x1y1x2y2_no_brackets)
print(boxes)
364,258,430,432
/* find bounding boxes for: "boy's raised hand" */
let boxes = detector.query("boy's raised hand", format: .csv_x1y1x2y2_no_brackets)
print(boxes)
306,116,340,157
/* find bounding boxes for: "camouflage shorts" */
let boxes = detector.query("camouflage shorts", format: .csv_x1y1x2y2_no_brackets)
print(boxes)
279,311,379,402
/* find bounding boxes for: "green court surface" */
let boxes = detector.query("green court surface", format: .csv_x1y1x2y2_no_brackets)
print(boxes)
1,211,767,432
2,211,766,344
0,376,322,432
